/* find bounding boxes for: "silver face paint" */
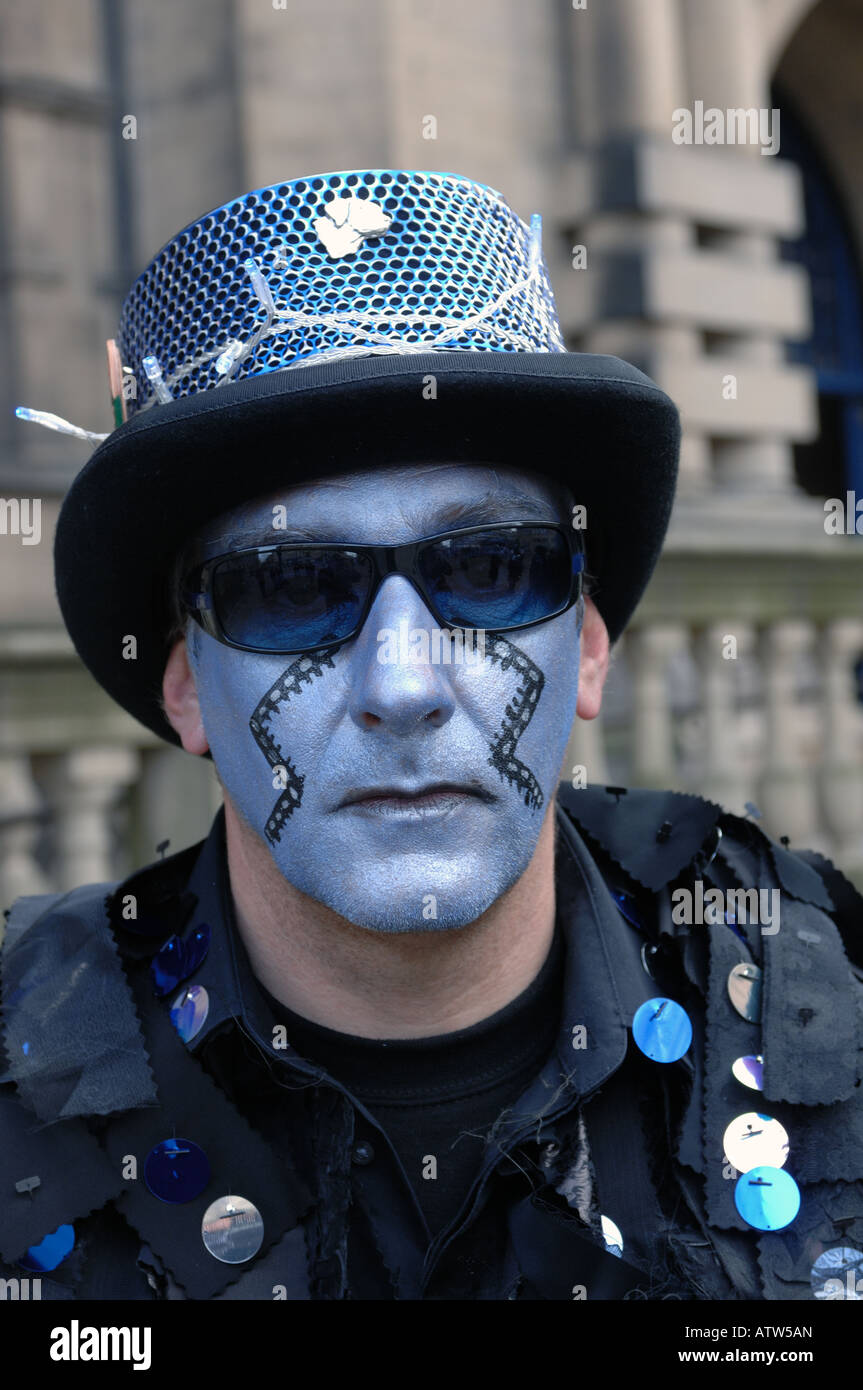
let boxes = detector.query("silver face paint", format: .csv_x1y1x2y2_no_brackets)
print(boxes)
187,464,583,933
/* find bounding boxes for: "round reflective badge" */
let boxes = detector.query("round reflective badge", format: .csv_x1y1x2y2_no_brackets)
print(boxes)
632,998,692,1063
723,1112,789,1173
169,985,210,1043
734,1166,800,1231
144,1138,211,1204
731,1055,764,1091
202,1195,265,1265
810,1246,863,1300
727,962,762,1023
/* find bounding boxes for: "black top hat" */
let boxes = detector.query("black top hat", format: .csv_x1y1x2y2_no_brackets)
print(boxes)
28,169,680,745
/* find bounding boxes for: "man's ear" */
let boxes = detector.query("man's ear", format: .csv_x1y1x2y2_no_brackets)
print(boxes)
162,637,210,755
576,597,610,720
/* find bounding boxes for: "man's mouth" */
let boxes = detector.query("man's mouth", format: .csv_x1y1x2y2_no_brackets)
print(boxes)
335,782,495,819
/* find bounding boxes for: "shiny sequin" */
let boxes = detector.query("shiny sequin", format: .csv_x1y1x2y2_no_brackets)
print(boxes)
723,1112,789,1173
631,997,692,1063
727,962,762,1023
734,1166,800,1231
144,1138,211,1204
600,1214,623,1258
169,984,210,1043
810,1246,863,1300
151,923,211,997
201,1195,265,1264
731,1055,764,1091
17,1223,75,1273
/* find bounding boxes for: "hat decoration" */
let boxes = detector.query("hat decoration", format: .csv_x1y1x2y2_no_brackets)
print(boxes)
17,169,564,440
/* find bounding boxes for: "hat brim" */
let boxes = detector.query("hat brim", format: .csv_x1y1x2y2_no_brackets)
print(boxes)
54,351,680,745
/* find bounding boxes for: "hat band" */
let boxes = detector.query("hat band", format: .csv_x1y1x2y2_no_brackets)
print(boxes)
137,213,550,411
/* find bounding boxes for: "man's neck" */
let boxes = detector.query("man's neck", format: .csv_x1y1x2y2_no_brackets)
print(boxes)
223,798,558,1039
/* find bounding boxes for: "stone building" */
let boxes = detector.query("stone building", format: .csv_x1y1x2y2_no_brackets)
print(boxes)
1,0,862,904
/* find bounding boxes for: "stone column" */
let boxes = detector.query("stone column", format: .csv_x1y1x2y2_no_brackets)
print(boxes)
40,746,140,890
568,0,708,491
817,619,863,873
694,622,753,813
0,755,49,919
628,624,688,788
758,620,818,843
682,0,803,498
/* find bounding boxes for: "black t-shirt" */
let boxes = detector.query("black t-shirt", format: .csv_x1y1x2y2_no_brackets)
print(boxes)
258,923,566,1237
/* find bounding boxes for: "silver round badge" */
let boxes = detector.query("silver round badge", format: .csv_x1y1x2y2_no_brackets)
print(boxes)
727,962,762,1023
731,1054,764,1091
201,1195,264,1265
723,1112,789,1173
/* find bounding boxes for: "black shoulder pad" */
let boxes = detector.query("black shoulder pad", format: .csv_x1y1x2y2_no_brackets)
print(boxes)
556,783,723,891
1,882,157,1124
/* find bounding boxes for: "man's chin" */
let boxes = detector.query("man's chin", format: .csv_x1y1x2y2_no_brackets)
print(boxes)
274,851,531,935
308,886,514,935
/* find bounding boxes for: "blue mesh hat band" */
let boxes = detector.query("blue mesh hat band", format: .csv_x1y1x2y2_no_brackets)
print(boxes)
118,169,565,417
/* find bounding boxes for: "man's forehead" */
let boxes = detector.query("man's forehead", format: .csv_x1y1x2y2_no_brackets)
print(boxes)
192,462,566,551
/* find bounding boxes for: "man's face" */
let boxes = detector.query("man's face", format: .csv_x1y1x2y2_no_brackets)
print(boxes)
182,463,584,932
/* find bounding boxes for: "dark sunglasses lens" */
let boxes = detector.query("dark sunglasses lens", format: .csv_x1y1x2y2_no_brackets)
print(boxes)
418,527,574,629
212,549,372,650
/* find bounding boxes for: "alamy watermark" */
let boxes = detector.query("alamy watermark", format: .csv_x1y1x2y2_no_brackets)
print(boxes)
672,102,780,156
671,881,780,935
377,619,486,666
824,491,863,534
0,497,41,545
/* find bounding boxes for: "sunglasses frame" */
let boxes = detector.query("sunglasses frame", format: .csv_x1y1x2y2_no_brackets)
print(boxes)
180,521,585,656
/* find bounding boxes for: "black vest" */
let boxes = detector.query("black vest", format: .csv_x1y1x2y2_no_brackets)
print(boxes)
2,784,862,1300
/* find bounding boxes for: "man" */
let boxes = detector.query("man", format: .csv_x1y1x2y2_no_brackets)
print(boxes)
2,168,862,1301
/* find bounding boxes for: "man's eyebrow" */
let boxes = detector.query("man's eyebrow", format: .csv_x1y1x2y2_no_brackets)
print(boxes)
200,489,560,553
401,491,560,530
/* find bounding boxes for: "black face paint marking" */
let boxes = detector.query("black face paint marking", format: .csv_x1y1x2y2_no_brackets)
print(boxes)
486,634,545,810
249,650,337,844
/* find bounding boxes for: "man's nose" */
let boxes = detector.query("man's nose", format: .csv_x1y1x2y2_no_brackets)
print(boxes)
347,574,457,734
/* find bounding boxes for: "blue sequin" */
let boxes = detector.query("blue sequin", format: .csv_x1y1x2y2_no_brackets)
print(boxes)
18,1223,75,1272
612,891,646,933
151,922,211,997
144,1138,211,1204
734,1166,800,1231
170,984,210,1043
632,997,692,1063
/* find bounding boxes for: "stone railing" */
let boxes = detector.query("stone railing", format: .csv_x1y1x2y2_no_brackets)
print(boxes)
566,523,863,885
0,629,220,912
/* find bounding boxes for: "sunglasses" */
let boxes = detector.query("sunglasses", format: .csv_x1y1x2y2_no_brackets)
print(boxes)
180,522,585,656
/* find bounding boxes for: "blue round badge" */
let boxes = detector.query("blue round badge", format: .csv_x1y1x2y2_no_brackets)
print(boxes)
734,1166,801,1231
18,1223,75,1272
144,1138,211,1204
632,998,692,1063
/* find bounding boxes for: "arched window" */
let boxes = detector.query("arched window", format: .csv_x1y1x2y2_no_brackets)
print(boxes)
773,84,863,502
